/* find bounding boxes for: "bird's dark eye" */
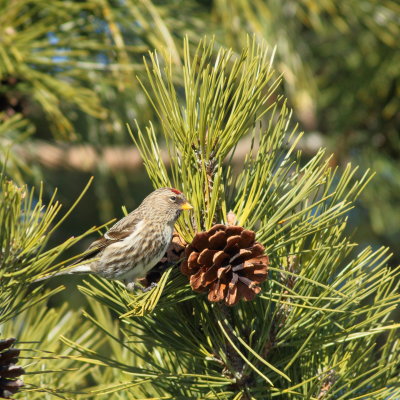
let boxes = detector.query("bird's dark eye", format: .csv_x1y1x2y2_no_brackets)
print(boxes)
170,195,177,201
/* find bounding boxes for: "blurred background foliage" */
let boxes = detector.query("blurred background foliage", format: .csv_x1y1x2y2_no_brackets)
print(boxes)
1,0,398,263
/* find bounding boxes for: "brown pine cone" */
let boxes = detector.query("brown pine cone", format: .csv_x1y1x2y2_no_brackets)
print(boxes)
0,338,24,399
181,224,269,306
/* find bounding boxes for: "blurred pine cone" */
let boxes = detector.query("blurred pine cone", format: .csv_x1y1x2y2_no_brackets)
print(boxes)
181,224,269,306
0,338,24,399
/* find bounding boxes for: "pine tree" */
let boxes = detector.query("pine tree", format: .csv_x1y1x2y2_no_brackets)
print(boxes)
59,38,400,399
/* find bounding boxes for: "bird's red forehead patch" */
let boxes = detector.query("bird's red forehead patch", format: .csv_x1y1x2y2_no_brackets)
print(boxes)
169,188,182,195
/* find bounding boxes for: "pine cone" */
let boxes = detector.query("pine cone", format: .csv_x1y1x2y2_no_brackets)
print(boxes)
181,224,269,306
0,338,24,399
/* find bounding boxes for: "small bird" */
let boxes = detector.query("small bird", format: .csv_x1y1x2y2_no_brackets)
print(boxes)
36,188,192,290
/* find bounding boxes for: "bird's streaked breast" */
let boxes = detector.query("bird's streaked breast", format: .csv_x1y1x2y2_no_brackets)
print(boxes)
95,220,174,281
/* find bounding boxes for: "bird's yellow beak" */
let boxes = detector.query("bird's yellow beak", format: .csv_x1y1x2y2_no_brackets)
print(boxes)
181,202,193,211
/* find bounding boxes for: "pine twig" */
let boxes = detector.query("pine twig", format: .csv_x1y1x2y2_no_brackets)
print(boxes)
217,304,250,397
263,255,299,358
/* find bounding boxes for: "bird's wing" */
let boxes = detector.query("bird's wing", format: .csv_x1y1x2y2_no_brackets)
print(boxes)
73,209,143,264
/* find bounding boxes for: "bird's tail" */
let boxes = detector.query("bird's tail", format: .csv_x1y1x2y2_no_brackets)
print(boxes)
33,264,92,283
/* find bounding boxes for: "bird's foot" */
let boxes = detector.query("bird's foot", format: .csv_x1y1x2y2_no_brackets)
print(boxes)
126,281,138,292
125,281,157,293
141,282,158,293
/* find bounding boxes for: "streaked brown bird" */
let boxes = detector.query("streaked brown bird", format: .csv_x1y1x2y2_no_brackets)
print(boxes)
36,188,192,290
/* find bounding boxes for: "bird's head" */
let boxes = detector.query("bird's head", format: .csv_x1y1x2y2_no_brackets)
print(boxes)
141,187,193,224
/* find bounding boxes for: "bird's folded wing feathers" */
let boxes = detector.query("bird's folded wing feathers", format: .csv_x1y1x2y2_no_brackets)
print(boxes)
73,210,142,264
75,230,130,261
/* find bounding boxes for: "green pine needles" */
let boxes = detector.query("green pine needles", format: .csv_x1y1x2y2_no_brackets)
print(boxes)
70,38,399,399
0,173,97,325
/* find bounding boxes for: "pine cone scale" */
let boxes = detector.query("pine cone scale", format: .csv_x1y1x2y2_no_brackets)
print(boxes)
250,243,265,257
201,264,219,286
208,231,227,249
217,265,231,279
224,235,241,252
0,340,15,353
208,281,227,302
239,230,256,247
207,224,226,235
191,232,209,251
0,366,25,379
225,226,243,236
188,251,200,267
198,249,218,265
0,349,20,363
190,268,208,292
212,250,229,266
0,378,24,397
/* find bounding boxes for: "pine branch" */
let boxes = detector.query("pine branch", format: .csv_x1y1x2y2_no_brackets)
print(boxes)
0,172,99,325
60,37,400,399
